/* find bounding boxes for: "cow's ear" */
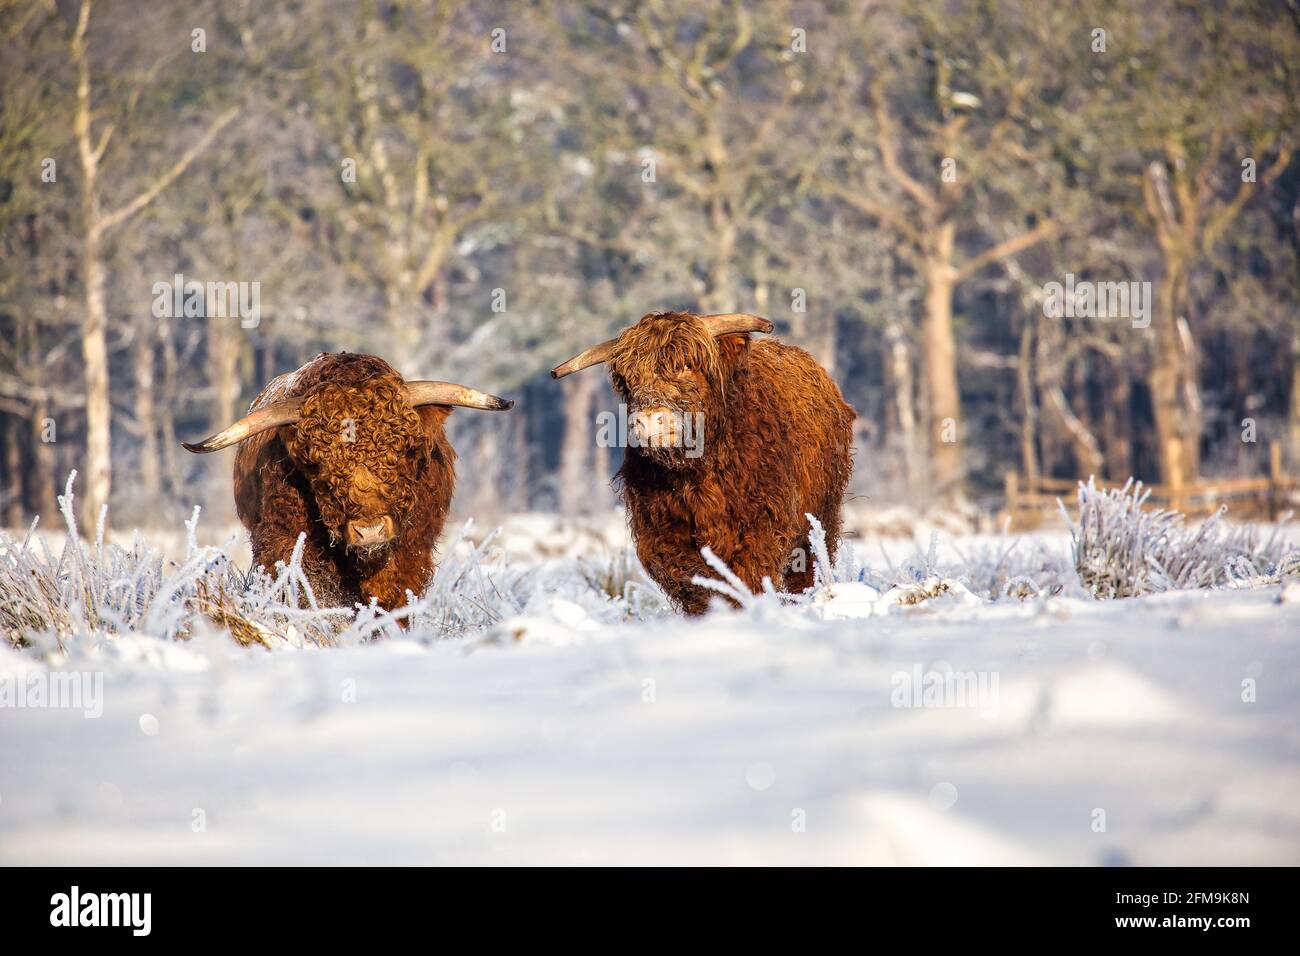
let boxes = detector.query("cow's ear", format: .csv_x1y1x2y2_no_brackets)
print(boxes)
417,405,453,429
717,332,752,369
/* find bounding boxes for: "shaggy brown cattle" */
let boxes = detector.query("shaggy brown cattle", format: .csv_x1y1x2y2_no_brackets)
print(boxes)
553,311,855,614
182,352,512,611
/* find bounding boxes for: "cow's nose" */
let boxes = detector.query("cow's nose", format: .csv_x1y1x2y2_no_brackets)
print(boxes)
346,516,394,547
631,408,678,446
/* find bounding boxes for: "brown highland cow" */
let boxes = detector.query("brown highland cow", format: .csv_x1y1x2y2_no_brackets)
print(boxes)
553,311,855,614
182,352,512,611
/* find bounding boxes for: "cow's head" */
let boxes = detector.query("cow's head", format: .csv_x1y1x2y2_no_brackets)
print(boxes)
183,374,512,550
552,311,773,469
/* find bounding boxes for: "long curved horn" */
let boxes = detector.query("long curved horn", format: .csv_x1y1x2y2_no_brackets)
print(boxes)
551,337,619,379
181,397,305,454
700,312,774,336
405,381,514,411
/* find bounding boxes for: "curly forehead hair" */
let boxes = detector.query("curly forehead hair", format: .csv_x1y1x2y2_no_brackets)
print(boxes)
607,312,727,399
283,371,426,529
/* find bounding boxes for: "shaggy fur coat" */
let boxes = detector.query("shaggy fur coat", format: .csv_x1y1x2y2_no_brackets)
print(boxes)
610,313,855,614
233,353,455,611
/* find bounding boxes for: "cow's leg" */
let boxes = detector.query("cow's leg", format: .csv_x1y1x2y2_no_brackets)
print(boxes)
689,517,791,607
784,530,816,594
725,532,791,598
636,539,710,615
360,542,434,614
817,484,847,572
637,513,793,614
356,500,439,615
787,482,849,594
247,481,351,606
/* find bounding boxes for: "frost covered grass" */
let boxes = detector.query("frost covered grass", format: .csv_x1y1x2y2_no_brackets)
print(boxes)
3,474,1297,657
0,474,562,653
4,476,1300,866
1067,478,1298,599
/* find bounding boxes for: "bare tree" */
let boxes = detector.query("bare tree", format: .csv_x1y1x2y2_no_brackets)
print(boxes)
817,1,1064,499
68,0,236,527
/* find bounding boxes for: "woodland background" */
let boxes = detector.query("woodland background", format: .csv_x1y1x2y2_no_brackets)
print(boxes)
1,0,1298,531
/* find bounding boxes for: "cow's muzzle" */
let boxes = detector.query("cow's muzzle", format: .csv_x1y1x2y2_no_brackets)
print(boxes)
346,516,395,548
630,407,682,448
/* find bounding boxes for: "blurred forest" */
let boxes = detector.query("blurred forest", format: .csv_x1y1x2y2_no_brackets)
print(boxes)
1,0,1298,531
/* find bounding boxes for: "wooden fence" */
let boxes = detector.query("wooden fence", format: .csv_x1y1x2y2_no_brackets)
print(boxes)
1001,442,1298,529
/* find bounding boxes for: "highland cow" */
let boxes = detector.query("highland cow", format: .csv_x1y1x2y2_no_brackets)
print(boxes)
552,311,855,614
182,352,512,611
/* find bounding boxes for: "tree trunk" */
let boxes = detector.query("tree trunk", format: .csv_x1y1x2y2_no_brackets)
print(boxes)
1291,200,1300,471
1141,157,1212,494
211,292,243,431
66,0,235,531
2,414,22,527
510,411,531,512
74,0,112,532
922,222,962,498
1178,315,1202,476
258,321,276,391
1149,263,1194,496
211,326,241,425
132,322,161,501
703,122,736,314
1102,368,1132,481
1016,317,1039,487
384,283,420,375
1289,326,1300,471
31,400,58,520
558,374,596,515
885,317,919,492
815,310,837,378
591,383,612,511
1041,386,1104,481
205,316,242,523
705,201,737,313
1035,333,1104,480
158,325,182,502
469,423,502,523
79,228,112,531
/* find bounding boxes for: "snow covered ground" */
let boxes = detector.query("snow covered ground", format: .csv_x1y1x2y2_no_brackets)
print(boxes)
2,499,1299,865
